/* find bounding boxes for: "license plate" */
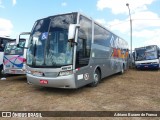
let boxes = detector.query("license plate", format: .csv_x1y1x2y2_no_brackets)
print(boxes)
144,66,148,68
40,80,48,84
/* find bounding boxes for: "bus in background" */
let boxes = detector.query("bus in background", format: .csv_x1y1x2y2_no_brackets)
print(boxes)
16,12,129,89
134,45,160,70
0,36,13,73
3,39,28,74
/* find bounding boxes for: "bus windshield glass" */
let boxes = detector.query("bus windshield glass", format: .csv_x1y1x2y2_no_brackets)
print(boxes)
4,40,25,55
27,13,76,67
135,46,157,61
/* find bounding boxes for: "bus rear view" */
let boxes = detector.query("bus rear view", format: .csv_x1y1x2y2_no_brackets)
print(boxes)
3,39,27,74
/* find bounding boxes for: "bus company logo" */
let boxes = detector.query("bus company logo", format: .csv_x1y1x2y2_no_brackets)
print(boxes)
84,73,89,80
2,112,12,117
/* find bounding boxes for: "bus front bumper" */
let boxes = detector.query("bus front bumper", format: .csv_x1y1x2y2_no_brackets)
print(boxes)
27,74,76,89
136,64,159,69
3,69,26,74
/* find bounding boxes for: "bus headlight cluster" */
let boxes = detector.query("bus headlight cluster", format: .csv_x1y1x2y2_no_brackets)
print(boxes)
151,62,158,64
59,70,73,76
28,71,44,77
26,70,31,74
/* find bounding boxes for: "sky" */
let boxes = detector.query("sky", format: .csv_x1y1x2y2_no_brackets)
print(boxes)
0,0,160,50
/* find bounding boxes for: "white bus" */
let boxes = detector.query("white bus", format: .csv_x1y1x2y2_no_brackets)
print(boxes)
0,36,13,73
3,39,28,74
16,12,129,88
134,45,160,70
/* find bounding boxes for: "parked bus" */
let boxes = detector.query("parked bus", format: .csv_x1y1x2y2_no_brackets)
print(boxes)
3,39,28,74
16,12,129,88
0,36,13,73
134,45,160,70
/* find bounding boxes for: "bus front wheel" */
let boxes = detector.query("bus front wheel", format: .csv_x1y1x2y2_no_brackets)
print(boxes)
89,69,100,87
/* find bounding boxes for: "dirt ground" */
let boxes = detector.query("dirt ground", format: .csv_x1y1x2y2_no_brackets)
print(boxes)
0,69,160,120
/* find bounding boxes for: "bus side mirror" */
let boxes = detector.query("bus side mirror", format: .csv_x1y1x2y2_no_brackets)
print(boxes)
68,24,80,41
16,32,31,48
16,32,31,45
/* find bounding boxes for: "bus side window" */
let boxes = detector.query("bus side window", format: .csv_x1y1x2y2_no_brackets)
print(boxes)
76,15,92,68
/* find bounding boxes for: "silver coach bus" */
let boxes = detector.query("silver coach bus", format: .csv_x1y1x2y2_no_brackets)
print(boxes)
16,12,129,88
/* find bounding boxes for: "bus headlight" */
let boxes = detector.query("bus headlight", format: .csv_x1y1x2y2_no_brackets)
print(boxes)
151,62,158,64
28,71,44,77
59,70,73,76
26,70,31,74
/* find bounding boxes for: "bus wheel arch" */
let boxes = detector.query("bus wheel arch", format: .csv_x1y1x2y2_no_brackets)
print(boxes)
89,66,101,87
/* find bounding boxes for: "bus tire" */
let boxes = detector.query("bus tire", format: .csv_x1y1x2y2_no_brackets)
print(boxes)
89,69,100,87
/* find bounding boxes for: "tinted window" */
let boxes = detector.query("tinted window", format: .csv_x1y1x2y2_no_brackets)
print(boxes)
76,15,92,68
94,24,111,47
4,40,25,55
0,38,11,52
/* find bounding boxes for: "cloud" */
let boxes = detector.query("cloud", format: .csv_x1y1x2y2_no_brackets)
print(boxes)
97,10,160,34
132,29,160,47
95,10,160,49
12,0,16,6
145,36,160,47
0,18,13,36
96,0,155,14
96,18,129,33
61,2,67,7
132,11,160,30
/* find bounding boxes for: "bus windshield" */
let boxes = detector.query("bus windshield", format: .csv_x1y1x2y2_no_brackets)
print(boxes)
4,40,25,55
135,46,157,61
27,13,76,67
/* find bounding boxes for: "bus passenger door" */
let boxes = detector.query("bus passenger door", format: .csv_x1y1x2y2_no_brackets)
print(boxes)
74,15,93,87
